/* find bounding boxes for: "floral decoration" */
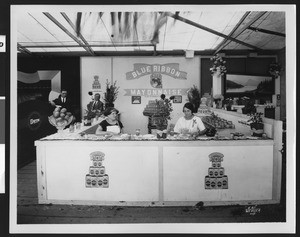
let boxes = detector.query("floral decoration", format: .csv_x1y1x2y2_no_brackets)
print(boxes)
155,98,173,120
209,54,227,76
247,112,263,124
269,62,282,78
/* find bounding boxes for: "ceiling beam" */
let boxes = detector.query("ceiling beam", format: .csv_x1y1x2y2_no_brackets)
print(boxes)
17,43,32,55
60,12,96,56
164,11,261,51
43,12,95,56
214,11,251,54
19,43,154,48
247,26,286,37
214,11,267,53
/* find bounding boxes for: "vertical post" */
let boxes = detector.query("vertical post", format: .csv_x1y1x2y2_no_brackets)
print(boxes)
274,76,281,120
212,71,223,97
272,120,283,202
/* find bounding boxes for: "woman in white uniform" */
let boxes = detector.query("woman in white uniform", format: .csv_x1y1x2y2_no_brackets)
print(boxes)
95,107,123,135
174,102,206,136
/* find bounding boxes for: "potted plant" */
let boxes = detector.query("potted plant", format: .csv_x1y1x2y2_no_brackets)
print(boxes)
83,109,94,126
153,98,173,131
213,94,224,109
187,85,201,112
248,112,264,137
104,80,119,109
242,99,256,114
224,97,233,111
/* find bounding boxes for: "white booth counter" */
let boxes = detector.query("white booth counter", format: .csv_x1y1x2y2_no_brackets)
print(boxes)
35,111,283,206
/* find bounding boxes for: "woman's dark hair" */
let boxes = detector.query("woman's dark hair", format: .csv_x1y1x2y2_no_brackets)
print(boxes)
160,94,166,100
103,107,119,116
183,102,195,113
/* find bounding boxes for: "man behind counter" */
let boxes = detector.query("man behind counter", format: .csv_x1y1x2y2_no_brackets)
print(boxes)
87,93,104,118
50,89,72,112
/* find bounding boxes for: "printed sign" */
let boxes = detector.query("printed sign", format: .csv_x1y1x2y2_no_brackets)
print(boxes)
124,88,189,97
0,35,5,53
205,152,228,189
92,75,101,90
126,63,187,81
124,63,189,97
27,111,42,131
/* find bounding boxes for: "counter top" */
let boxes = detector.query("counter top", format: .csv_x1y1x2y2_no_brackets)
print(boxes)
38,124,272,144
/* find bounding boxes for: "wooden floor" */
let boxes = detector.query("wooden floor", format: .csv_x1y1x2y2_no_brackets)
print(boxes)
17,160,286,225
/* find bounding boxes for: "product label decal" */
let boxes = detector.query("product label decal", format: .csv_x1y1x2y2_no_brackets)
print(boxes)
86,151,109,188
205,152,228,189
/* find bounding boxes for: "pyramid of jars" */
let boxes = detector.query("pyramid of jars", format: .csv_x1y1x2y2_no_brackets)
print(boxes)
85,151,109,188
205,152,228,189
143,100,166,116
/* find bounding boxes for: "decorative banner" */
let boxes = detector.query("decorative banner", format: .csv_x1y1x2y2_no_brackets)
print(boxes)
86,151,109,188
205,152,228,189
126,63,187,80
124,88,189,97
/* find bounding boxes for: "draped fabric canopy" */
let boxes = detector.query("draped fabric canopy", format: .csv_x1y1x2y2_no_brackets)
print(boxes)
15,6,286,56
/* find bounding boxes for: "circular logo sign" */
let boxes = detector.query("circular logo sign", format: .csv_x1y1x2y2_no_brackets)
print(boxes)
27,111,42,131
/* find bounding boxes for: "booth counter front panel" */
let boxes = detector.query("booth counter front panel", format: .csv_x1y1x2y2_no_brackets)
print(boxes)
35,139,278,206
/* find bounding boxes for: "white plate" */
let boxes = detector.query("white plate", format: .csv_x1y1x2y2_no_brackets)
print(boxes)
246,136,259,140
142,134,156,139
197,137,211,140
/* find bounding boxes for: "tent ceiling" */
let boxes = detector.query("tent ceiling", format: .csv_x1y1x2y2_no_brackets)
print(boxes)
17,10,285,56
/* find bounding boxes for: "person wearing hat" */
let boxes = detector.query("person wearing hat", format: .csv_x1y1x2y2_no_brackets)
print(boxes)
174,102,206,136
95,107,123,135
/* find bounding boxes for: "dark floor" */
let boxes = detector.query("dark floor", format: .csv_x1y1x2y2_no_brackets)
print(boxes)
17,161,286,224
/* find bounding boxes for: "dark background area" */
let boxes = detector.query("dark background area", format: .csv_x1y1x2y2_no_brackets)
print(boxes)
17,56,81,168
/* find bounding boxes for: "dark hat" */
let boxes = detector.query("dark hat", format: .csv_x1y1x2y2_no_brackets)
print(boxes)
183,102,195,113
103,107,119,116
